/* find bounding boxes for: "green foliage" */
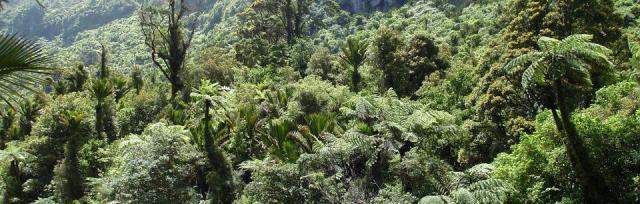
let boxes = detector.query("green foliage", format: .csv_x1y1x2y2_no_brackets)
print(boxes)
0,141,32,204
372,29,447,97
339,37,368,92
89,79,116,141
116,88,165,136
0,33,52,105
237,160,305,203
89,123,203,203
505,34,613,92
129,65,144,95
504,34,616,203
495,82,640,203
190,80,236,203
64,65,89,93
189,47,239,87
54,111,86,203
2,0,640,203
307,47,336,81
22,92,94,202
264,119,299,162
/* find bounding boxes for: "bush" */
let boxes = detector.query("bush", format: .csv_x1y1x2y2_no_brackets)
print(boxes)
90,123,204,203
115,88,165,136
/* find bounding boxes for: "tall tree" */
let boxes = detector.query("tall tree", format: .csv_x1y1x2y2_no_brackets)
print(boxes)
282,0,307,45
238,0,308,45
130,65,144,95
504,34,618,203
191,80,234,203
139,0,199,103
339,37,368,92
98,43,109,79
59,111,86,203
89,79,114,141
373,27,402,94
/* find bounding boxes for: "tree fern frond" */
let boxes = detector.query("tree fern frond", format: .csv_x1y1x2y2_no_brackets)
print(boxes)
537,36,560,51
569,48,614,69
452,188,475,204
468,179,512,192
418,195,452,204
559,34,593,45
521,57,549,89
503,52,544,74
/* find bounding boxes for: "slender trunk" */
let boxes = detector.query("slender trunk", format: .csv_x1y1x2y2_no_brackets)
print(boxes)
203,100,233,204
95,101,104,139
284,0,294,45
5,160,23,203
352,65,361,92
63,136,84,203
100,44,108,79
551,108,563,134
554,80,617,204
204,100,213,158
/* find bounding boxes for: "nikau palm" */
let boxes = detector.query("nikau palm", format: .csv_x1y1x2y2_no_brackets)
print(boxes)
339,37,368,92
505,34,617,203
0,33,52,105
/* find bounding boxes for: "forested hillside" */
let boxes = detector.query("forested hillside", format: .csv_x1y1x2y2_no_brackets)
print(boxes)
1,0,639,203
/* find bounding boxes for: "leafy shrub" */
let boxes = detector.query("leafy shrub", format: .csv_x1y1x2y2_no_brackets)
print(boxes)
115,88,165,136
90,123,204,203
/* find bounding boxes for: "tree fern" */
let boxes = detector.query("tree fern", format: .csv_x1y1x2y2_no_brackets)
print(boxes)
504,34,613,90
504,34,616,203
0,141,31,163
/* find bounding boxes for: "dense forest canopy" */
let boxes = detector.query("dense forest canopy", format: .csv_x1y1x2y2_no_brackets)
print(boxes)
0,0,640,203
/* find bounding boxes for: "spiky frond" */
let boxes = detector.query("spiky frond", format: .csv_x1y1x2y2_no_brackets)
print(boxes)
305,112,336,136
60,110,85,131
89,79,113,100
339,37,368,69
0,33,53,105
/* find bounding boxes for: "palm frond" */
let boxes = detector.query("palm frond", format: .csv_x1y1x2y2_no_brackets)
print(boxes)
0,33,53,105
339,37,368,69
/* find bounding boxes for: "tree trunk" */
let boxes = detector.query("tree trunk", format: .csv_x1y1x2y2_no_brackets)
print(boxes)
554,80,617,204
170,73,184,104
63,136,84,203
203,99,234,204
5,160,23,203
95,101,104,139
550,108,563,134
283,0,297,45
352,66,361,92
